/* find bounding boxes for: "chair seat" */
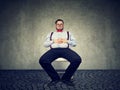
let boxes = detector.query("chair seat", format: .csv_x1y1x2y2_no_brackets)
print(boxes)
55,58,67,62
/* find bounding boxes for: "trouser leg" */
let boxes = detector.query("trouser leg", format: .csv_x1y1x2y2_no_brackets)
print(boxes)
61,48,82,81
39,49,60,81
61,60,81,81
40,62,60,81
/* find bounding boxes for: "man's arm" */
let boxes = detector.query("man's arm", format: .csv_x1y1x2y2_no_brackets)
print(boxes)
44,33,53,47
67,32,77,47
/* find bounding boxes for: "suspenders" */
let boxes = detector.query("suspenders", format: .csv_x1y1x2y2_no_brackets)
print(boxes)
50,31,69,48
67,31,69,40
50,32,53,41
50,32,53,48
67,31,69,48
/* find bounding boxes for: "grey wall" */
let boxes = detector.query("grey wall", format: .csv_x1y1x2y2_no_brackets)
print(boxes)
0,0,120,69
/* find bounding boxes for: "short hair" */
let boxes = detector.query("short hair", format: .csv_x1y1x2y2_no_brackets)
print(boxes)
55,19,64,24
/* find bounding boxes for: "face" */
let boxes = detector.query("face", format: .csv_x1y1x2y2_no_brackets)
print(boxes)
56,21,64,30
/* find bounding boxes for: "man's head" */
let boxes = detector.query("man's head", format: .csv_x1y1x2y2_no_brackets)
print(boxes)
55,19,64,30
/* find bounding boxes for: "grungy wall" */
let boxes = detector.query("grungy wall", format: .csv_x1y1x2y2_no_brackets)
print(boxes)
0,0,120,69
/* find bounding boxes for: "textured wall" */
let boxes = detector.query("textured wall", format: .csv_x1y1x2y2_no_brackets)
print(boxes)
0,0,120,69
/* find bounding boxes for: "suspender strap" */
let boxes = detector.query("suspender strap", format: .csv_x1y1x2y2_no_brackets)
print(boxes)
50,32,53,48
67,31,69,40
67,31,69,48
50,32,53,41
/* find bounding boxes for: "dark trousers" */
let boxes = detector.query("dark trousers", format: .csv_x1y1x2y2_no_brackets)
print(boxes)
39,48,82,81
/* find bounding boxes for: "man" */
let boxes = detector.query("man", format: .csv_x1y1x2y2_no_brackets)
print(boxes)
39,19,82,86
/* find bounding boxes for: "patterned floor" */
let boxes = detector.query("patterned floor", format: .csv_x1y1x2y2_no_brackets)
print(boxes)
0,70,120,90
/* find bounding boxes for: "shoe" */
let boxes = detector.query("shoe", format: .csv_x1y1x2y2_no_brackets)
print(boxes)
61,80,74,86
47,80,59,86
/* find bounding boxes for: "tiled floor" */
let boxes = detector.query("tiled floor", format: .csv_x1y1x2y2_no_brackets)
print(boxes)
0,70,120,90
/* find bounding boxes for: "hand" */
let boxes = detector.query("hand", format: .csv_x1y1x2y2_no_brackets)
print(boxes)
53,38,63,44
53,38,68,44
61,38,68,43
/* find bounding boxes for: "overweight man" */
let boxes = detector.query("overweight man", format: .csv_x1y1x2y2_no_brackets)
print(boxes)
39,19,82,86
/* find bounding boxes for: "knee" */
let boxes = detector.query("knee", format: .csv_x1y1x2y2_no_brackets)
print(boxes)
73,56,82,64
39,57,51,65
39,58,43,65
39,57,46,65
78,57,82,64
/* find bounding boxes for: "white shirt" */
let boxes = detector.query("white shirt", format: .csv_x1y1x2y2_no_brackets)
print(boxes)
44,31,76,48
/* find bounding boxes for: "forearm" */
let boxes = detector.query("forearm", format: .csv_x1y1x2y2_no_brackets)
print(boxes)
68,40,76,47
67,32,77,47
44,41,53,47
